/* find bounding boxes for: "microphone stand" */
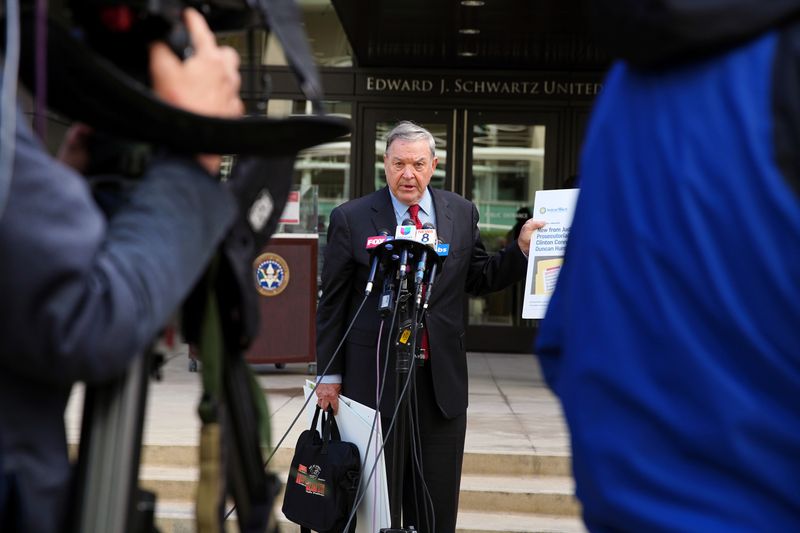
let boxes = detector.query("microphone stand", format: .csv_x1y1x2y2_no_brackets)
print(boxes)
383,240,432,533
385,252,416,531
370,234,442,532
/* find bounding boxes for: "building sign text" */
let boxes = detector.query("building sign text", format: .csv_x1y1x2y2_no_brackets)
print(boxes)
362,74,601,99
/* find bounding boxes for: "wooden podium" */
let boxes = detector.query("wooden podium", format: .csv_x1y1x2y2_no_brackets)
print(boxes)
245,234,317,370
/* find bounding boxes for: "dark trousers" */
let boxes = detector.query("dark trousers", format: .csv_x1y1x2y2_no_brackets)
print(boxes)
383,361,466,533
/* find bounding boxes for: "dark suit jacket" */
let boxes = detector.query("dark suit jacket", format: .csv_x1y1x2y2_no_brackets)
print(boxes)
316,187,528,419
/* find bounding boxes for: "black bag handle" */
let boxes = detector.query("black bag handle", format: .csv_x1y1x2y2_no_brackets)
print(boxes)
329,409,342,442
310,404,322,434
320,406,341,454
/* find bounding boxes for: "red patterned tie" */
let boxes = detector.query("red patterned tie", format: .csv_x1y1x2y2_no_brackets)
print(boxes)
408,204,422,229
407,204,429,360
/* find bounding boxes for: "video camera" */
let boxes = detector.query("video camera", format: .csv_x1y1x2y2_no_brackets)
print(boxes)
10,0,347,156
53,1,257,80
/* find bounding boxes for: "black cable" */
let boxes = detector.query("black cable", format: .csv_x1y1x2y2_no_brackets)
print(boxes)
229,258,424,526
412,304,436,531
230,254,437,528
0,0,21,221
407,397,422,529
338,285,401,529
341,279,417,530
410,365,435,533
343,272,435,532
383,279,432,531
222,291,371,521
341,347,417,533
162,347,189,367
265,291,370,463
377,283,401,404
398,291,434,533
32,0,46,139
408,388,424,530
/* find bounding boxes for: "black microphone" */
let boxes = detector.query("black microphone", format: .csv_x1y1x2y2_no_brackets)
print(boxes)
414,222,435,305
377,223,407,315
423,263,437,310
423,234,449,310
378,242,396,316
364,228,391,295
397,218,415,279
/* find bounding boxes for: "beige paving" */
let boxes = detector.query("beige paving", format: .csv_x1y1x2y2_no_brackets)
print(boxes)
66,346,572,459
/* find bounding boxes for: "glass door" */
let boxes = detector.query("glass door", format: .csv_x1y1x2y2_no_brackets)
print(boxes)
463,110,560,352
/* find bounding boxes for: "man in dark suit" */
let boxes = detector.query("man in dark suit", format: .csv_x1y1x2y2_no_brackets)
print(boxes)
315,121,544,532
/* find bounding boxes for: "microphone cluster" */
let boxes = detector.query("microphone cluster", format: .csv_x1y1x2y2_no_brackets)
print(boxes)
363,221,449,317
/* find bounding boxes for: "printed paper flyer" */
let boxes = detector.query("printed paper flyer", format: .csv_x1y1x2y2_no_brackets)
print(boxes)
522,188,579,319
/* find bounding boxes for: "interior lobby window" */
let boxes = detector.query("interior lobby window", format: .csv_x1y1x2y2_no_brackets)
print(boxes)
262,0,353,67
216,0,353,236
263,100,352,238
469,123,546,326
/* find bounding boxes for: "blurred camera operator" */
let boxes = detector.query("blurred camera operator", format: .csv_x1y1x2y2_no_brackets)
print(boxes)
0,8,243,532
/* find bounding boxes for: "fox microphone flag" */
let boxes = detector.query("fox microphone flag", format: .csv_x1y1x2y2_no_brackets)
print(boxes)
364,229,391,295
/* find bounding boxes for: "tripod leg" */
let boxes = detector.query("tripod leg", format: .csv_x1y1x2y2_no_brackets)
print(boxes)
72,350,153,533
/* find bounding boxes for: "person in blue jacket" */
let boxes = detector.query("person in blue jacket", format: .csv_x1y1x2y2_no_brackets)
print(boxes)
0,8,243,532
536,1,800,531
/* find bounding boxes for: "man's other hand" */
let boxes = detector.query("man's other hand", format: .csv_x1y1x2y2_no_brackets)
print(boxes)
315,383,342,415
148,8,244,175
517,218,547,256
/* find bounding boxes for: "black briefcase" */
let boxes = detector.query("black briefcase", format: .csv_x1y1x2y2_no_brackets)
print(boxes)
282,405,361,533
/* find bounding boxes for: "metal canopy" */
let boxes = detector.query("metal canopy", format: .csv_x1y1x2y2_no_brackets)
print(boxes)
330,0,609,70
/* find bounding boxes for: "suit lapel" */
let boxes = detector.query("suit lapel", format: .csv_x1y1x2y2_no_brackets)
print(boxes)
371,187,397,233
430,188,454,246
428,188,454,308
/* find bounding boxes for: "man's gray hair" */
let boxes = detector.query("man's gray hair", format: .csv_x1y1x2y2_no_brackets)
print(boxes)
384,121,436,159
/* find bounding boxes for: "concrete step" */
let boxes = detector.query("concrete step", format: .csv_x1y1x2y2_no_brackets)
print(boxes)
459,475,579,516
140,465,579,518
138,445,293,470
154,501,237,533
154,501,586,533
140,466,198,501
137,444,580,531
137,444,571,477
462,452,571,477
455,511,587,533
155,500,327,533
